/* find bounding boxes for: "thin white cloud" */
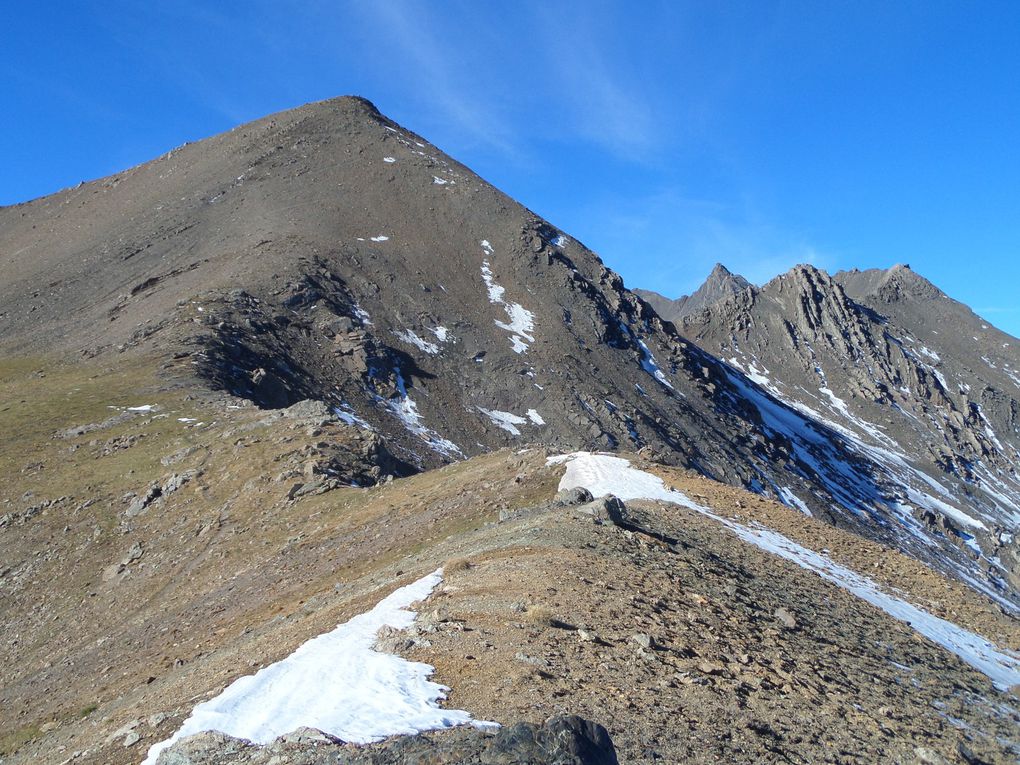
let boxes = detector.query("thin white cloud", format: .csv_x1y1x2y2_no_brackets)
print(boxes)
531,5,658,159
352,0,520,157
566,187,835,298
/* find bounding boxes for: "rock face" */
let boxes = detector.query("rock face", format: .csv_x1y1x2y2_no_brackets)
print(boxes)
0,96,1016,605
663,261,1020,603
154,716,618,765
635,263,752,323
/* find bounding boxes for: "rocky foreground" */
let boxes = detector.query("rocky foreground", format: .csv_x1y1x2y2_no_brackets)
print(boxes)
156,717,617,765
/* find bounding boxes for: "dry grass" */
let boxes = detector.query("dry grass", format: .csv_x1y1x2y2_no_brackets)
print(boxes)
523,604,555,627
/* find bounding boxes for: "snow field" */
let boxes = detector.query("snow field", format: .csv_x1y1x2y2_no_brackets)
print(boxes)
143,570,493,764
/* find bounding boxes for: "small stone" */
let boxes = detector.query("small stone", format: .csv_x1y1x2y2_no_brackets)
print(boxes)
123,731,140,747
774,607,798,629
631,633,654,649
697,660,726,675
274,727,343,746
555,487,593,506
101,563,125,582
121,541,144,566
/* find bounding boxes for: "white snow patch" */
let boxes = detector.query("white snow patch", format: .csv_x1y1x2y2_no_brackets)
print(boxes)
333,404,373,430
619,321,674,390
495,303,535,345
551,235,568,247
127,405,155,412
394,330,440,355
430,326,450,342
177,417,197,424
480,261,505,303
383,157,396,163
370,235,390,243
526,409,546,425
477,407,528,436
143,571,493,764
352,304,373,326
480,240,493,256
548,453,1020,690
432,176,448,185
382,371,463,458
637,339,674,390
777,487,813,516
480,260,535,354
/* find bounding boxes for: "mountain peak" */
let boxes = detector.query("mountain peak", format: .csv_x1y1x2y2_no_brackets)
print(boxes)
634,264,751,323
684,263,753,312
834,263,945,303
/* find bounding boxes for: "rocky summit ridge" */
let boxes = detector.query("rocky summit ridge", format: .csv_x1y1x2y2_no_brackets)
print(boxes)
667,259,1020,598
635,263,752,323
1,96,1019,764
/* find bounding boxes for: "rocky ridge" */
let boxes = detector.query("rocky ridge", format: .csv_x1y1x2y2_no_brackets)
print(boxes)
154,717,617,765
665,261,1020,599
635,263,752,323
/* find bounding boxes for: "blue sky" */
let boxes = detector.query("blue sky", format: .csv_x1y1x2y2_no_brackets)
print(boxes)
3,1,1018,335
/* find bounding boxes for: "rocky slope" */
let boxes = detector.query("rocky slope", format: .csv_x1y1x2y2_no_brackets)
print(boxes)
153,717,618,765
667,262,1020,603
1,386,1017,764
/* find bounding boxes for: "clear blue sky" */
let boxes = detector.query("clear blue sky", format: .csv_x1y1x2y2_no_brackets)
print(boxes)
3,1,1018,336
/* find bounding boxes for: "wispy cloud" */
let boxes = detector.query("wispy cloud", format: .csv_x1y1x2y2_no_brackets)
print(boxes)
567,186,834,297
352,0,520,157
531,5,658,160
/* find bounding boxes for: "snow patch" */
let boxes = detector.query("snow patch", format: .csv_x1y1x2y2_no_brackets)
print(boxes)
127,405,155,412
619,322,674,390
383,157,396,163
637,339,674,390
333,404,373,430
478,407,528,436
480,259,535,354
382,371,463,459
352,304,373,326
430,326,450,342
143,571,493,764
432,176,448,185
370,235,390,243
527,409,545,425
777,487,813,516
394,330,440,355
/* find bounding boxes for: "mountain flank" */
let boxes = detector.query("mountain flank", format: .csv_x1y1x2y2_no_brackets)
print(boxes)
1,97,1019,764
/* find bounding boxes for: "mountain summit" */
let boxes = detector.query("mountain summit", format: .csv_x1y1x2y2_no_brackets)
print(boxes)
636,262,752,323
